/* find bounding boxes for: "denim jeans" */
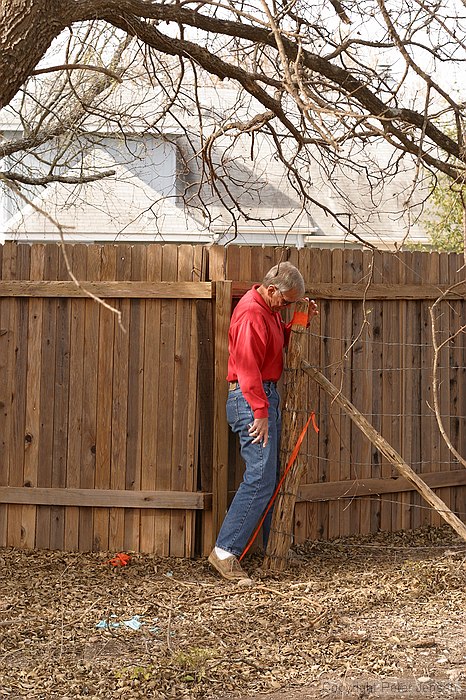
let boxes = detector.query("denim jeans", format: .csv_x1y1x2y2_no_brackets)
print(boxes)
216,382,281,557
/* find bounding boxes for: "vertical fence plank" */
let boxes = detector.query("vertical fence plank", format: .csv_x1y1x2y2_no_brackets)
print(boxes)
153,245,177,555
293,250,311,545
7,244,30,547
49,246,72,550
139,245,162,553
452,254,466,521
407,251,422,530
0,243,16,546
431,252,452,525
201,245,225,553
36,244,59,549
93,245,116,551
78,245,101,551
64,245,87,551
316,248,332,540
369,250,384,533
22,245,45,548
339,249,357,535
351,251,374,534
420,252,436,526
212,280,232,544
326,249,344,539
449,254,465,522
170,245,195,555
302,246,323,542
399,251,415,531
124,245,146,553
108,245,132,551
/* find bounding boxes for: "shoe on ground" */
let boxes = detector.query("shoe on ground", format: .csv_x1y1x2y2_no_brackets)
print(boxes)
208,550,253,583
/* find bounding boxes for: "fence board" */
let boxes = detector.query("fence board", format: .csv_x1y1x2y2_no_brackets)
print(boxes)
140,245,162,553
23,245,45,548
8,244,30,547
317,249,332,540
435,252,453,522
0,244,14,545
108,245,132,551
124,245,146,553
36,245,60,549
92,245,116,551
50,248,71,549
156,246,178,555
79,245,101,551
64,246,86,550
327,249,343,538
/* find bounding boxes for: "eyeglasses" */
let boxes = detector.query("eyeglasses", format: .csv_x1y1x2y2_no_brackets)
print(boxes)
276,289,295,307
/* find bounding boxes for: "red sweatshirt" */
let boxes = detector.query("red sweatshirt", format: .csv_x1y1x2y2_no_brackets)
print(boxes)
226,285,291,418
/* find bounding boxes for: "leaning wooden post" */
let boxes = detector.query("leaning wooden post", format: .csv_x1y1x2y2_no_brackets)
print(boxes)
262,301,311,571
302,360,466,543
212,280,232,545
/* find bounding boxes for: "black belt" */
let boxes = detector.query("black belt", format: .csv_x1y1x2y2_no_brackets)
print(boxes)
228,380,276,391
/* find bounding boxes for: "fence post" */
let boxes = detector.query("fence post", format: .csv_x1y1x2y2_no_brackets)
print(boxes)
211,280,232,547
263,300,310,571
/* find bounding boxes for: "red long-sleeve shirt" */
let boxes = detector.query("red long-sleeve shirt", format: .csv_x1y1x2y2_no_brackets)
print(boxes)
226,285,291,418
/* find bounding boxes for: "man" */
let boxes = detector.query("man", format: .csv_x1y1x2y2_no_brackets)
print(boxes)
208,261,318,582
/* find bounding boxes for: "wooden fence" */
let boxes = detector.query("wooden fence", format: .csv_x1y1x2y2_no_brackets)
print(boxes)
1,242,466,555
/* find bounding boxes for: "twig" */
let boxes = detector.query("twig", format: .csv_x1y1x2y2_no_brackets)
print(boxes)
0,176,125,332
31,63,123,82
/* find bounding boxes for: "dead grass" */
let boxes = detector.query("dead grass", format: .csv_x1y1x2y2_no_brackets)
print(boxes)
1,526,466,699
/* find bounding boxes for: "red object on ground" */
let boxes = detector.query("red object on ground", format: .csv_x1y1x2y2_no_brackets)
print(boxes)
105,552,131,567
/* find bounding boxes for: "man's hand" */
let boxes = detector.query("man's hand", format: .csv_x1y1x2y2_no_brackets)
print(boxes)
306,299,319,325
248,417,269,446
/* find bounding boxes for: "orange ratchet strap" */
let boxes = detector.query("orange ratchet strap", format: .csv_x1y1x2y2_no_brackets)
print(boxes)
239,410,319,561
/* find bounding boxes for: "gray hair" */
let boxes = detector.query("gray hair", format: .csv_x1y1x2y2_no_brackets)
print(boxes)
262,261,305,297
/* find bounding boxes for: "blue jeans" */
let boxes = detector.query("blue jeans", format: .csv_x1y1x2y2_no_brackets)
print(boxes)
216,382,281,557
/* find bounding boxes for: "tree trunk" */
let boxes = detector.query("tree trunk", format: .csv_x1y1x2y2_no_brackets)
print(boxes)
0,0,69,110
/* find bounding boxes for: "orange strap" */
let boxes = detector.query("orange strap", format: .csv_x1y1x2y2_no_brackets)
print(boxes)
291,311,309,327
239,411,319,561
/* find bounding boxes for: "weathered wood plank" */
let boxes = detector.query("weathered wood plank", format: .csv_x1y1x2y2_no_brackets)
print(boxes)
93,245,116,551
7,244,30,547
232,281,466,300
36,244,60,549
0,487,211,509
50,247,71,549
124,245,146,553
23,244,45,548
155,245,178,555
296,469,466,501
139,246,162,553
211,280,232,545
0,280,212,298
78,246,100,551
109,245,132,551
64,245,87,551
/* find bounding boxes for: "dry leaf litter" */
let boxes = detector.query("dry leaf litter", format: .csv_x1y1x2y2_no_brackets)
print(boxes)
1,525,466,699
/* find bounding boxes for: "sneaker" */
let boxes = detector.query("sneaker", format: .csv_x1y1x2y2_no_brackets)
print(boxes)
208,550,253,583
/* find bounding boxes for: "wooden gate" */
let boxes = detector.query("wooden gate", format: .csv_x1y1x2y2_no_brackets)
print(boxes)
0,242,211,555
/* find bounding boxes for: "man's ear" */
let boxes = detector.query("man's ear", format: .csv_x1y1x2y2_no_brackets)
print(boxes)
266,284,275,298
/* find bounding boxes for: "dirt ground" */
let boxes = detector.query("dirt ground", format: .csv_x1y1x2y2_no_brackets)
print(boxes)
1,526,466,699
